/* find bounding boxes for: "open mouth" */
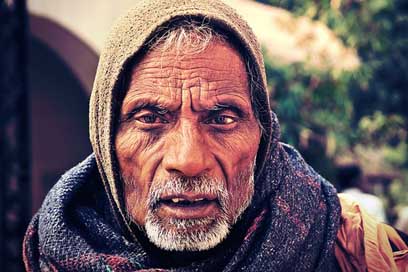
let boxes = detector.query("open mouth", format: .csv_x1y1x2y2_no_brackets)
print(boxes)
155,194,220,219
160,197,213,207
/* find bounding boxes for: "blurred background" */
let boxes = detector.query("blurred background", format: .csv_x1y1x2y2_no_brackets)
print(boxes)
0,0,407,270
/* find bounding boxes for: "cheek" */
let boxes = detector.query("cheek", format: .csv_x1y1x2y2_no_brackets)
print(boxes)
117,127,153,160
210,122,260,219
124,183,148,225
212,122,260,180
115,126,164,175
225,161,255,222
115,126,165,225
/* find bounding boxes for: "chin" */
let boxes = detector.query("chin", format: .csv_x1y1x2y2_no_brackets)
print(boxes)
144,213,231,251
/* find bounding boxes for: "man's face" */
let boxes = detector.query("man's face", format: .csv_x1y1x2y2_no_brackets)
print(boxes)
115,41,261,251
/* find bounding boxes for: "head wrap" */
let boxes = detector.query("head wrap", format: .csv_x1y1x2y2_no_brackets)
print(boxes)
89,0,276,232
23,0,341,271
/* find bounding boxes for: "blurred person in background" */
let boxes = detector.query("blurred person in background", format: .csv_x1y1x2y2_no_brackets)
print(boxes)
337,164,387,222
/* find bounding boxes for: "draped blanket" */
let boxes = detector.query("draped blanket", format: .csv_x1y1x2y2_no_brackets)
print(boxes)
23,144,341,271
24,0,342,270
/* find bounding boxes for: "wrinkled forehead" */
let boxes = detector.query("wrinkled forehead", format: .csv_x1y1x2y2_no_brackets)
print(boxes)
117,21,253,107
122,41,251,113
131,40,248,85
121,19,251,87
133,41,247,80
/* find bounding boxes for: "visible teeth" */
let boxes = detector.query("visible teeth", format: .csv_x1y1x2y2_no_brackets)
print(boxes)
170,198,205,203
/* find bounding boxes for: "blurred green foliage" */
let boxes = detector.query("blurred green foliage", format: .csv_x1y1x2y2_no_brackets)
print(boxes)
257,0,408,210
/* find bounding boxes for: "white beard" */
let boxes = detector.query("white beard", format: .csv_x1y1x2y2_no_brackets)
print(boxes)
142,170,255,251
145,213,231,251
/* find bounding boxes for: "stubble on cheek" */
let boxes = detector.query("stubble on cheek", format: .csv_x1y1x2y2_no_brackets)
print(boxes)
121,181,145,226
214,126,258,223
226,163,255,223
116,127,158,226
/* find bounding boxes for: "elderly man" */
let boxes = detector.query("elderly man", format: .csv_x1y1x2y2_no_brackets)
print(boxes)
23,0,407,271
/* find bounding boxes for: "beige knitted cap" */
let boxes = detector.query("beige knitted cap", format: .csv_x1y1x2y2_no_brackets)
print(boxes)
89,0,274,233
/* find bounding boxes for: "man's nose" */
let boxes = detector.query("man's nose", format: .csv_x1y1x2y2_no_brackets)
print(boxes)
162,121,212,177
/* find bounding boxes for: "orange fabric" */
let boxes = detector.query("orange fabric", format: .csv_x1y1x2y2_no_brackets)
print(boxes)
335,193,408,272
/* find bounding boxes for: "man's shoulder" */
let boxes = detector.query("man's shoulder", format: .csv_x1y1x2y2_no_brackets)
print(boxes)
335,193,408,271
35,154,101,227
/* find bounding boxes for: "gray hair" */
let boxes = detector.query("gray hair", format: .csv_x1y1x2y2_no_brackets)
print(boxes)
148,18,228,55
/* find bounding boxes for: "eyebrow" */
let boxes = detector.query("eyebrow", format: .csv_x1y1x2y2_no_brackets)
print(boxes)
121,101,169,122
209,103,246,118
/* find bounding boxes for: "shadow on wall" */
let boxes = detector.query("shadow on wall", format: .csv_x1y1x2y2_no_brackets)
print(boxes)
28,17,97,214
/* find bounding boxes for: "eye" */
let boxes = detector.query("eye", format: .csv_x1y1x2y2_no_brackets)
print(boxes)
206,114,237,125
135,112,169,124
139,114,158,124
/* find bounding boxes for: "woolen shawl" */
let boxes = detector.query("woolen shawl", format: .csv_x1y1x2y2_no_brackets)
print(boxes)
23,0,341,271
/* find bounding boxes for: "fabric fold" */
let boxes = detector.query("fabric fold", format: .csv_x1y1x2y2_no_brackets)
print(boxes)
335,194,408,271
23,146,341,271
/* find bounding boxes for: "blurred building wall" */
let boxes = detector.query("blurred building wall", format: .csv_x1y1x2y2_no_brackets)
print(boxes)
28,37,92,213
28,0,143,53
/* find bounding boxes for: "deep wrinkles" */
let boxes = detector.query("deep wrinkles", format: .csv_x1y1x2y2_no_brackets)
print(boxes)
129,76,244,95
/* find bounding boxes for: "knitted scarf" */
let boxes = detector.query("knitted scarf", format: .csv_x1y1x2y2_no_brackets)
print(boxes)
23,0,341,270
23,146,341,271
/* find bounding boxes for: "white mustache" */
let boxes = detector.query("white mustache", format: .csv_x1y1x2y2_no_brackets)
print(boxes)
148,176,229,210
